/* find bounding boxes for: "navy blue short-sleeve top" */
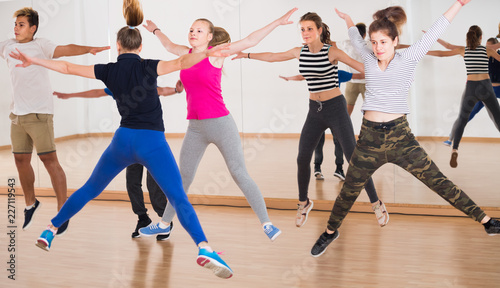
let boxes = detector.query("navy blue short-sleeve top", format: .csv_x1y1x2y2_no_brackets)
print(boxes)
94,53,163,131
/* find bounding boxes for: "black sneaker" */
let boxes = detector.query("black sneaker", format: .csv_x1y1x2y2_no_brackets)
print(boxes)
485,219,500,235
314,171,324,180
23,199,42,230
132,214,152,238
311,230,339,257
334,167,345,181
156,222,174,241
56,220,70,236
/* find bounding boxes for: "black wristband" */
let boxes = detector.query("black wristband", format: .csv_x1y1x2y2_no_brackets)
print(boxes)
248,52,250,59
152,28,160,35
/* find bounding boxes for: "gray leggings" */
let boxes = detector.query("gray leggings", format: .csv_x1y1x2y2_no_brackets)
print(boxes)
161,114,270,224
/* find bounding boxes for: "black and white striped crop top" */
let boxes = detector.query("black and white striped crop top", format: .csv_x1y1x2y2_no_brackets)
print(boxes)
299,44,339,93
464,45,489,75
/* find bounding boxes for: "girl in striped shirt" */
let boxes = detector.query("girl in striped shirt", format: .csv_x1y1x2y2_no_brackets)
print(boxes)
311,0,500,257
234,12,389,229
427,28,500,167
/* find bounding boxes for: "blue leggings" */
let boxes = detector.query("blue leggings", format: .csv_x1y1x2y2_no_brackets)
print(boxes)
51,127,207,245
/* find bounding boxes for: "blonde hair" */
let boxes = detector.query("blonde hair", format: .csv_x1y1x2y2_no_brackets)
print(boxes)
195,18,231,46
117,0,144,51
13,7,39,35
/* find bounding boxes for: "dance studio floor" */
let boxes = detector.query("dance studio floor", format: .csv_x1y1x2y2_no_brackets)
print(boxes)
0,196,499,287
0,136,499,287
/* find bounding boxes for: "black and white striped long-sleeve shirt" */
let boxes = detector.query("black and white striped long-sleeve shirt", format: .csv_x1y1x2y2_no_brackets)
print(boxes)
349,15,450,114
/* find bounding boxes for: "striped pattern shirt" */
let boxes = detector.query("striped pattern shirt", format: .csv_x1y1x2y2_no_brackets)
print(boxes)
349,15,450,114
299,44,339,93
464,45,489,75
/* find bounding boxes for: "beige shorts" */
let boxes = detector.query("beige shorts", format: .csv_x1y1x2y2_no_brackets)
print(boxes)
344,82,366,105
10,113,56,155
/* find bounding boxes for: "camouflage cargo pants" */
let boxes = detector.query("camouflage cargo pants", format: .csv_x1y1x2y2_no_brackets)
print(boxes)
327,116,486,231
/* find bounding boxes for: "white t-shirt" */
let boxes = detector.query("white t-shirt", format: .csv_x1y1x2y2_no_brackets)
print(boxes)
0,38,57,115
337,39,368,84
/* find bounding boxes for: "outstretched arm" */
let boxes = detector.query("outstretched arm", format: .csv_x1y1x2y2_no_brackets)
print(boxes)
426,47,464,57
487,42,500,50
53,44,110,58
330,47,364,73
232,47,301,62
143,20,190,56
10,48,95,79
443,0,471,22
335,8,355,29
279,74,305,81
157,43,230,75
157,80,184,96
53,89,107,99
225,8,298,55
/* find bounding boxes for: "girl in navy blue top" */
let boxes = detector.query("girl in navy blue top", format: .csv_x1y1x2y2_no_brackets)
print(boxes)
12,0,233,279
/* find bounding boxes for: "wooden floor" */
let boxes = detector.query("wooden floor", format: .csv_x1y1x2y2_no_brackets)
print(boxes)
0,196,499,287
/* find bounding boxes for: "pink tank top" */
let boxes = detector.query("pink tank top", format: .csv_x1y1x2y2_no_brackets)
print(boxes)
180,48,230,120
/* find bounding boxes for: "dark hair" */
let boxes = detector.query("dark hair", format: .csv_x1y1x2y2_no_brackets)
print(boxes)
14,7,39,36
195,18,231,46
117,0,144,51
487,37,499,45
369,6,407,41
356,23,367,38
466,25,482,50
300,12,331,45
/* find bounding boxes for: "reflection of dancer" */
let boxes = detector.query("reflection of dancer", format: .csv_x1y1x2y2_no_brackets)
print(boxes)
280,70,363,181
0,7,109,235
234,12,388,228
13,0,233,279
430,37,500,165
311,1,500,258
140,8,299,242
53,82,184,240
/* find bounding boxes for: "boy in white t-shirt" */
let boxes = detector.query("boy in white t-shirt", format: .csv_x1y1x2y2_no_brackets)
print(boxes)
0,7,109,235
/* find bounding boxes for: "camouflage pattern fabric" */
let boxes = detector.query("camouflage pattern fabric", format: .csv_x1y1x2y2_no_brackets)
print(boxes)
327,116,486,231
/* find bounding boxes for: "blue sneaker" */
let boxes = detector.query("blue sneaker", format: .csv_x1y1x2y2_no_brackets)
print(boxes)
36,228,55,251
443,140,452,146
263,224,281,241
197,248,233,279
139,222,172,237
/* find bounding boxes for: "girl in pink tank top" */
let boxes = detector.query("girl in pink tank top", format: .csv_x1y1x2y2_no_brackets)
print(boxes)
142,8,297,242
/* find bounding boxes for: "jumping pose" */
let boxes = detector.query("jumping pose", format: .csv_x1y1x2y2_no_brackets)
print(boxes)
139,8,299,242
234,12,388,228
429,36,500,168
311,0,500,258
12,0,233,279
53,80,184,239
0,7,109,235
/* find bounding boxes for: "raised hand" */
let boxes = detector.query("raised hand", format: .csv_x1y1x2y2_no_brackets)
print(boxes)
334,8,349,20
89,46,110,55
143,20,158,33
278,7,299,26
9,48,32,67
207,43,231,58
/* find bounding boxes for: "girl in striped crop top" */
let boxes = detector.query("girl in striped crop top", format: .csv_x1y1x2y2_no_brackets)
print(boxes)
310,0,500,257
234,12,389,229
142,8,299,243
427,26,500,167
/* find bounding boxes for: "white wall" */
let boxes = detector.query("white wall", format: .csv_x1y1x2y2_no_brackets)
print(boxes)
0,0,499,147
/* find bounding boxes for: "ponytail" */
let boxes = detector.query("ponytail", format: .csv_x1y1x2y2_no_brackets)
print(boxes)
300,12,330,45
466,25,482,50
195,19,231,47
369,6,407,41
117,0,143,51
